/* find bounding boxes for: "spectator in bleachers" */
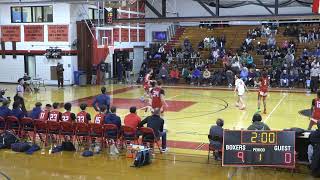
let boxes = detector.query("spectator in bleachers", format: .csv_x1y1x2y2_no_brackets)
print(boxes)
222,55,230,68
267,35,276,48
247,113,270,130
198,40,204,50
247,68,256,87
182,67,191,84
202,68,211,86
212,70,223,86
29,102,42,120
11,101,25,120
0,100,11,118
285,52,295,65
211,49,219,64
314,47,320,57
226,68,234,88
170,67,180,84
280,70,289,87
158,66,169,84
311,65,320,93
105,106,121,130
263,51,272,66
209,118,224,160
192,68,201,86
240,67,249,83
245,54,255,69
124,106,141,130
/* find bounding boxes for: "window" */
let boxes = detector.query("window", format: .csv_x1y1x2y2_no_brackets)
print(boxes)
11,7,22,22
11,6,53,23
88,8,100,20
22,7,32,22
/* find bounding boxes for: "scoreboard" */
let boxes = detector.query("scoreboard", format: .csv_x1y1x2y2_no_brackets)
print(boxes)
222,130,295,168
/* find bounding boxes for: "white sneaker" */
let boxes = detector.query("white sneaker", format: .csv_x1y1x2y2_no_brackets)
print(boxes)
161,148,169,153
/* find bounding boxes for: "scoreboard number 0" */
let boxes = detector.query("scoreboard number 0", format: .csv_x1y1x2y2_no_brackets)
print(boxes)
284,152,292,164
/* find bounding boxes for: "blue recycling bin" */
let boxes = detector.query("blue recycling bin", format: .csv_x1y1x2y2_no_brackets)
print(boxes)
74,71,85,85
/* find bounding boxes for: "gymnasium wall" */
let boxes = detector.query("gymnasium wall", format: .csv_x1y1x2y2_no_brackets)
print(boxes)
145,0,312,18
0,2,80,84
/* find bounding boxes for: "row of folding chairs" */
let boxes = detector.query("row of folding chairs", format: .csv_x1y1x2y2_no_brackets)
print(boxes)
0,116,162,152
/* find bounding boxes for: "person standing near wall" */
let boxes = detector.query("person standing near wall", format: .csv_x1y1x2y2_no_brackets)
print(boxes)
125,58,133,85
14,78,27,114
91,65,97,85
56,63,64,88
98,60,107,85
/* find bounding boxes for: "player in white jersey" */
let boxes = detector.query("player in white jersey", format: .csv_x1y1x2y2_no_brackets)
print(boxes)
234,74,249,110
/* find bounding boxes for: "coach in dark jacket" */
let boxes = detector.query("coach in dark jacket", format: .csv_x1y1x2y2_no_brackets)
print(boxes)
93,87,111,113
139,108,167,152
104,106,121,129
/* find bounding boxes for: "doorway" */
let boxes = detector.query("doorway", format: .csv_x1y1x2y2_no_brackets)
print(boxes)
24,56,36,79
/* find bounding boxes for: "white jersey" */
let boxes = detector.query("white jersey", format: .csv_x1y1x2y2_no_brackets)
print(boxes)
235,79,245,95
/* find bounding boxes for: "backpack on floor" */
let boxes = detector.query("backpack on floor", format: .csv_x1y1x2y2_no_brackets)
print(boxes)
11,142,31,152
62,141,76,151
0,131,19,148
133,149,151,168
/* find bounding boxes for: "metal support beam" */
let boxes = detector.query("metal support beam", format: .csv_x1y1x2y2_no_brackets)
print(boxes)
196,0,215,16
145,0,162,17
256,0,274,15
216,0,219,16
275,0,279,15
162,0,166,17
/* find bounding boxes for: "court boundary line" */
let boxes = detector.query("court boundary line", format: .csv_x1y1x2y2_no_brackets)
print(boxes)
263,93,287,124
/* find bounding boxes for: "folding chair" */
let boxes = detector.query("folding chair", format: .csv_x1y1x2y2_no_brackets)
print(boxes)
5,116,20,136
103,124,120,147
0,116,5,132
60,121,75,143
207,135,223,163
139,127,162,153
121,126,139,146
74,123,91,149
20,117,34,141
46,121,61,145
90,123,105,148
33,120,47,145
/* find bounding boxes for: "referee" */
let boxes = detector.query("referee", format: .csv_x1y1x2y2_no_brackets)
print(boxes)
14,78,27,113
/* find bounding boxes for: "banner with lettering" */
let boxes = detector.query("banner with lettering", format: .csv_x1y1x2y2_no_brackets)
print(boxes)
113,28,120,42
1,25,21,42
139,29,145,42
24,25,44,42
48,25,69,42
130,29,137,42
121,28,129,42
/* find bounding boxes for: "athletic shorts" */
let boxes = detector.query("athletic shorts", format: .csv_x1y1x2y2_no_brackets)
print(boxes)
238,89,245,96
258,91,268,97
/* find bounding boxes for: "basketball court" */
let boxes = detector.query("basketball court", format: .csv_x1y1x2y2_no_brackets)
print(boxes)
0,84,315,179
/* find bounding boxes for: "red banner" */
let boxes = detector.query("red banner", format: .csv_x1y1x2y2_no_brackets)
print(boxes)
24,25,44,42
130,29,137,42
121,28,129,42
113,28,120,42
118,12,129,19
48,25,69,42
139,29,145,42
1,26,21,42
138,0,145,13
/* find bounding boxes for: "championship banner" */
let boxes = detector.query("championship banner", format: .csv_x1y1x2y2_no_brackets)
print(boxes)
121,28,129,42
48,25,69,42
313,0,320,14
1,25,21,42
139,29,145,42
113,28,120,42
130,29,137,42
24,25,44,42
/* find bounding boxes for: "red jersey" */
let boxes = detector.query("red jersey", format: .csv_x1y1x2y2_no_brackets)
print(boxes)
39,110,49,121
259,77,269,93
93,113,105,124
143,74,151,90
151,87,165,108
48,110,61,122
313,98,320,119
77,111,89,123
61,112,72,123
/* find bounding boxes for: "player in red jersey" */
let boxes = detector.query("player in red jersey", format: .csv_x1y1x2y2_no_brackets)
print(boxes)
150,81,168,114
257,73,269,114
93,105,106,124
38,104,52,121
48,102,62,122
308,90,320,130
61,103,76,123
141,69,153,102
76,103,91,124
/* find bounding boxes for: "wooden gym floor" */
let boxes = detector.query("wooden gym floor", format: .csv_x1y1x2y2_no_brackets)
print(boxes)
0,83,316,179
